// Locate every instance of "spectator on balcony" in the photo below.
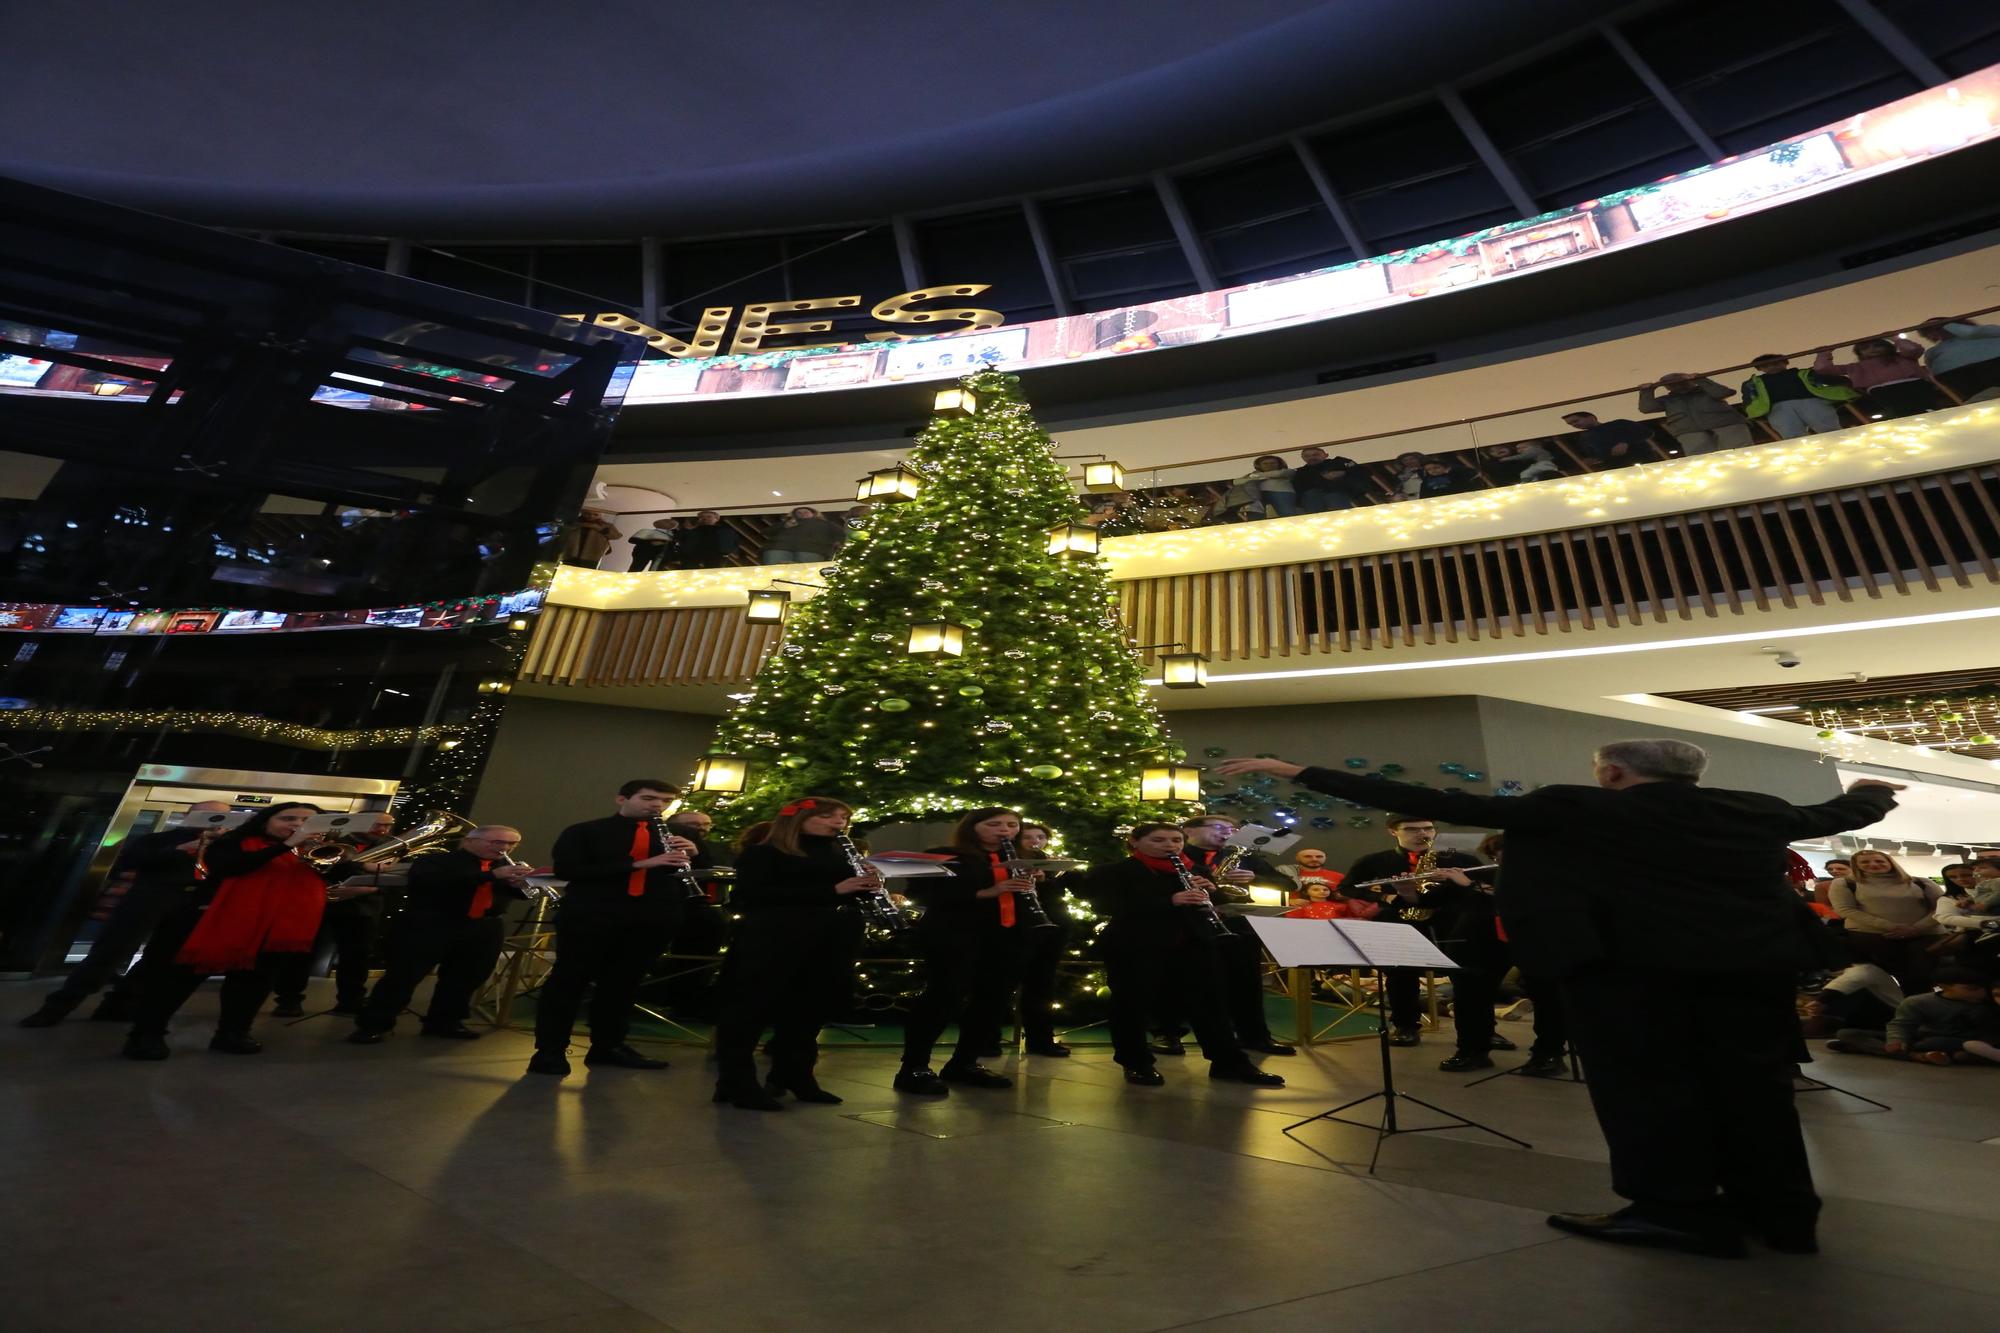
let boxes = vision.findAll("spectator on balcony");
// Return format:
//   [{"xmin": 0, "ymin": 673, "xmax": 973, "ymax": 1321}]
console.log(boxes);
[
  {"xmin": 1481, "ymin": 441, "xmax": 1561, "ymax": 486},
  {"xmin": 674, "ymin": 510, "xmax": 739, "ymax": 568},
  {"xmin": 561, "ymin": 510, "xmax": 619, "ymax": 568},
  {"xmin": 1416, "ymin": 458, "xmax": 1480, "ymax": 498},
  {"xmin": 761, "ymin": 506, "xmax": 843, "ymax": 566},
  {"xmin": 1560, "ymin": 412, "xmax": 1653, "ymax": 470},
  {"xmin": 1389, "ymin": 451, "xmax": 1428, "ymax": 499},
  {"xmin": 1637, "ymin": 373, "xmax": 1753, "ymax": 456},
  {"xmin": 1212, "ymin": 456, "xmax": 1298, "ymax": 521},
  {"xmin": 626, "ymin": 523, "xmax": 677, "ymax": 572},
  {"xmin": 1915, "ymin": 316, "xmax": 2000, "ymax": 403},
  {"xmin": 1814, "ymin": 337, "xmax": 1939, "ymax": 421},
  {"xmin": 1740, "ymin": 354, "xmax": 1860, "ymax": 438},
  {"xmin": 1291, "ymin": 447, "xmax": 1372, "ymax": 513}
]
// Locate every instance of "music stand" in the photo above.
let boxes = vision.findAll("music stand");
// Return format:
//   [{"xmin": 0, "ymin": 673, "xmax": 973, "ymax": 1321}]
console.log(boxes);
[{"xmin": 1248, "ymin": 918, "xmax": 1532, "ymax": 1173}]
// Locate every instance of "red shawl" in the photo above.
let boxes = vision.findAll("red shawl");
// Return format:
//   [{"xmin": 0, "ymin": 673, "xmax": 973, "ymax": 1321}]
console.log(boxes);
[{"xmin": 176, "ymin": 838, "xmax": 327, "ymax": 972}]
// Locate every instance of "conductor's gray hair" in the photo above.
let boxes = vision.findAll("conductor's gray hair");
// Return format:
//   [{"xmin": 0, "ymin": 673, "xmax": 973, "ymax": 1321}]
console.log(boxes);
[{"xmin": 1594, "ymin": 738, "xmax": 1707, "ymax": 781}]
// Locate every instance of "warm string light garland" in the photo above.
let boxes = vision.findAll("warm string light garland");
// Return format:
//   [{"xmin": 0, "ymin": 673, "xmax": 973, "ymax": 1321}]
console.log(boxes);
[
  {"xmin": 1808, "ymin": 690, "xmax": 2000, "ymax": 764},
  {"xmin": 0, "ymin": 709, "xmax": 459, "ymax": 751}
]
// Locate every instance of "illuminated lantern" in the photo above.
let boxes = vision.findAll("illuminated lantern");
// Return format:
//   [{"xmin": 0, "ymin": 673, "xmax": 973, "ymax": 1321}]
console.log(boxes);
[
  {"xmin": 906, "ymin": 621, "xmax": 966, "ymax": 656},
  {"xmin": 746, "ymin": 588, "xmax": 792, "ymax": 622},
  {"xmin": 1083, "ymin": 460, "xmax": 1126, "ymax": 493},
  {"xmin": 1160, "ymin": 651, "xmax": 1208, "ymax": 690},
  {"xmin": 933, "ymin": 386, "xmax": 979, "ymax": 416},
  {"xmin": 856, "ymin": 464, "xmax": 922, "ymax": 503},
  {"xmin": 690, "ymin": 754, "xmax": 748, "ymax": 794},
  {"xmin": 1046, "ymin": 523, "xmax": 1100, "ymax": 559},
  {"xmin": 1141, "ymin": 764, "xmax": 1201, "ymax": 804}
]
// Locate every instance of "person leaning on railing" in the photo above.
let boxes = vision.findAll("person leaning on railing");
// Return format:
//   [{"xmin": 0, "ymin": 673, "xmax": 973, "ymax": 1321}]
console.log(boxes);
[
  {"xmin": 1814, "ymin": 336, "xmax": 1943, "ymax": 421},
  {"xmin": 1636, "ymin": 373, "xmax": 1753, "ymax": 456},
  {"xmin": 1739, "ymin": 354, "xmax": 1860, "ymax": 439},
  {"xmin": 1211, "ymin": 455, "xmax": 1298, "ymax": 521},
  {"xmin": 1915, "ymin": 315, "xmax": 2000, "ymax": 403}
]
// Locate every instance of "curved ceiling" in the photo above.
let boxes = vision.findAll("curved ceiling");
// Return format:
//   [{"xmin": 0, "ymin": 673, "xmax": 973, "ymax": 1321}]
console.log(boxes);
[{"xmin": 5, "ymin": 0, "xmax": 1612, "ymax": 237}]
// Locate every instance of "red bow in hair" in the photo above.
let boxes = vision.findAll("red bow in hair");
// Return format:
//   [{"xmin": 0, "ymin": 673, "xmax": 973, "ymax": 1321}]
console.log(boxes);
[{"xmin": 779, "ymin": 798, "xmax": 819, "ymax": 817}]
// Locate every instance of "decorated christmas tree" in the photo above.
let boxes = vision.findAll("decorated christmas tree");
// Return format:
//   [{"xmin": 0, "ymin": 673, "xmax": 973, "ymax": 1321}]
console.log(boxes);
[{"xmin": 692, "ymin": 369, "xmax": 1177, "ymax": 849}]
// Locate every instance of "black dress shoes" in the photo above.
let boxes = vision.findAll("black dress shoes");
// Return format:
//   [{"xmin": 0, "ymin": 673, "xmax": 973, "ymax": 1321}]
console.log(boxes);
[
  {"xmin": 269, "ymin": 1002, "xmax": 306, "ymax": 1019},
  {"xmin": 347, "ymin": 1029, "xmax": 388, "ymax": 1045},
  {"xmin": 209, "ymin": 1032, "xmax": 264, "ymax": 1055},
  {"xmin": 1547, "ymin": 1209, "xmax": 1748, "ymax": 1259},
  {"xmin": 420, "ymin": 1024, "xmax": 483, "ymax": 1040},
  {"xmin": 767, "ymin": 1077, "xmax": 843, "ymax": 1105},
  {"xmin": 1520, "ymin": 1052, "xmax": 1569, "ymax": 1078},
  {"xmin": 1387, "ymin": 1028, "xmax": 1422, "ymax": 1047},
  {"xmin": 1210, "ymin": 1063, "xmax": 1286, "ymax": 1087},
  {"xmin": 1487, "ymin": 1033, "xmax": 1518, "ymax": 1051},
  {"xmin": 18, "ymin": 999, "xmax": 78, "ymax": 1029},
  {"xmin": 714, "ymin": 1084, "xmax": 785, "ymax": 1111},
  {"xmin": 939, "ymin": 1062, "xmax": 1013, "ymax": 1089},
  {"xmin": 1149, "ymin": 1035, "xmax": 1187, "ymax": 1056},
  {"xmin": 330, "ymin": 1002, "xmax": 363, "ymax": 1017},
  {"xmin": 894, "ymin": 1067, "xmax": 950, "ymax": 1097},
  {"xmin": 526, "ymin": 1050, "xmax": 571, "ymax": 1076},
  {"xmin": 1025, "ymin": 1040, "xmax": 1072, "ymax": 1058},
  {"xmin": 122, "ymin": 1035, "xmax": 171, "ymax": 1061},
  {"xmin": 1122, "ymin": 1066, "xmax": 1166, "ymax": 1086},
  {"xmin": 89, "ymin": 995, "xmax": 136, "ymax": 1022},
  {"xmin": 1439, "ymin": 1051, "xmax": 1494, "ymax": 1072},
  {"xmin": 585, "ymin": 1044, "xmax": 668, "ymax": 1070},
  {"xmin": 1242, "ymin": 1038, "xmax": 1297, "ymax": 1056}
]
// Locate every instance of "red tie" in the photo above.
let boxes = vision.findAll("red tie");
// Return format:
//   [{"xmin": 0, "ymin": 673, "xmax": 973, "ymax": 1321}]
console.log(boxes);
[
  {"xmin": 992, "ymin": 852, "xmax": 1015, "ymax": 928},
  {"xmin": 627, "ymin": 822, "xmax": 652, "ymax": 896},
  {"xmin": 468, "ymin": 859, "xmax": 494, "ymax": 919}
]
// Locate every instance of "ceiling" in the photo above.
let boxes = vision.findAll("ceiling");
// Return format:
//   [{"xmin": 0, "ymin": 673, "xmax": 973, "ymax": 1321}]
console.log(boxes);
[
  {"xmin": 3, "ymin": 0, "xmax": 1611, "ymax": 235},
  {"xmin": 1667, "ymin": 667, "xmax": 2000, "ymax": 762}
]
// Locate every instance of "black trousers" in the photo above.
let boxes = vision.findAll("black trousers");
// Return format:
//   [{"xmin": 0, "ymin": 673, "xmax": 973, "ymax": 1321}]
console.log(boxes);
[
  {"xmin": 127, "ymin": 901, "xmax": 293, "ymax": 1039},
  {"xmin": 713, "ymin": 915, "xmax": 855, "ymax": 1090},
  {"xmin": 1862, "ymin": 379, "xmax": 1944, "ymax": 419},
  {"xmin": 1519, "ymin": 971, "xmax": 1569, "ymax": 1059},
  {"xmin": 1214, "ymin": 917, "xmax": 1277, "ymax": 1043},
  {"xmin": 1438, "ymin": 931, "xmax": 1510, "ymax": 1055},
  {"xmin": 1562, "ymin": 967, "xmax": 1818, "ymax": 1230},
  {"xmin": 1107, "ymin": 926, "xmax": 1238, "ymax": 1071},
  {"xmin": 533, "ymin": 918, "xmax": 671, "ymax": 1052},
  {"xmin": 356, "ymin": 913, "xmax": 506, "ymax": 1033},
  {"xmin": 271, "ymin": 903, "xmax": 381, "ymax": 1009},
  {"xmin": 901, "ymin": 919, "xmax": 1025, "ymax": 1070},
  {"xmin": 1017, "ymin": 917, "xmax": 1069, "ymax": 1046},
  {"xmin": 51, "ymin": 882, "xmax": 193, "ymax": 1005}
]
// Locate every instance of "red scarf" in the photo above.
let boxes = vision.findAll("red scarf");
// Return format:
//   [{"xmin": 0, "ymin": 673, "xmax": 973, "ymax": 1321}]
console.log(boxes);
[
  {"xmin": 469, "ymin": 859, "xmax": 494, "ymax": 919},
  {"xmin": 1133, "ymin": 853, "xmax": 1183, "ymax": 874},
  {"xmin": 989, "ymin": 851, "xmax": 1015, "ymax": 928},
  {"xmin": 627, "ymin": 820, "xmax": 652, "ymax": 896},
  {"xmin": 176, "ymin": 838, "xmax": 327, "ymax": 972}
]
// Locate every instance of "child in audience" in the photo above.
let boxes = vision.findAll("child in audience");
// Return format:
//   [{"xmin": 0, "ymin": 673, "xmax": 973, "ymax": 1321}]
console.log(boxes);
[{"xmin": 1827, "ymin": 967, "xmax": 2000, "ymax": 1065}]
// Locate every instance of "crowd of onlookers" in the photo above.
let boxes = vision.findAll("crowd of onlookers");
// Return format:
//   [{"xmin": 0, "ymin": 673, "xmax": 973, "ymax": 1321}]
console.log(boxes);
[{"xmin": 562, "ymin": 314, "xmax": 2000, "ymax": 566}]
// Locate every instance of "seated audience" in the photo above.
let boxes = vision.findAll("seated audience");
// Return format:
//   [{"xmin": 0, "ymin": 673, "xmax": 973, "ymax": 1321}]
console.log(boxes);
[
  {"xmin": 1291, "ymin": 447, "xmax": 1373, "ymax": 512},
  {"xmin": 1811, "ymin": 858, "xmax": 1853, "ymax": 908},
  {"xmin": 1827, "ymin": 967, "xmax": 2000, "ymax": 1065},
  {"xmin": 1280, "ymin": 847, "xmax": 1344, "ymax": 894},
  {"xmin": 1825, "ymin": 850, "xmax": 1948, "ymax": 994},
  {"xmin": 1740, "ymin": 354, "xmax": 1860, "ymax": 437},
  {"xmin": 1637, "ymin": 373, "xmax": 1753, "ymax": 456},
  {"xmin": 1814, "ymin": 337, "xmax": 1940, "ymax": 420},
  {"xmin": 1560, "ymin": 411, "xmax": 1654, "ymax": 469},
  {"xmin": 1915, "ymin": 315, "xmax": 2000, "ymax": 402},
  {"xmin": 1283, "ymin": 879, "xmax": 1378, "ymax": 919},
  {"xmin": 1481, "ymin": 440, "xmax": 1560, "ymax": 485}
]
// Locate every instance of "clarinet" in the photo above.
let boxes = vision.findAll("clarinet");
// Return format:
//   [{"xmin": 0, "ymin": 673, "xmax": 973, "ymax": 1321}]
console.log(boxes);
[
  {"xmin": 996, "ymin": 837, "xmax": 1060, "ymax": 930},
  {"xmin": 834, "ymin": 832, "xmax": 908, "ymax": 934},
  {"xmin": 1168, "ymin": 853, "xmax": 1236, "ymax": 943},
  {"xmin": 648, "ymin": 815, "xmax": 709, "ymax": 901}
]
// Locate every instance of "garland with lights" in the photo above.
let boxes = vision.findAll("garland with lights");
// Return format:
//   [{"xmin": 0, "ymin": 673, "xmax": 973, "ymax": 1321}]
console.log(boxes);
[
  {"xmin": 0, "ymin": 709, "xmax": 458, "ymax": 751},
  {"xmin": 1808, "ymin": 691, "xmax": 2000, "ymax": 763}
]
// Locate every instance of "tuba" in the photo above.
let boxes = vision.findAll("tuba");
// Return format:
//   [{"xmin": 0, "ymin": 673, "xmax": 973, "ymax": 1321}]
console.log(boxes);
[{"xmin": 301, "ymin": 808, "xmax": 478, "ymax": 869}]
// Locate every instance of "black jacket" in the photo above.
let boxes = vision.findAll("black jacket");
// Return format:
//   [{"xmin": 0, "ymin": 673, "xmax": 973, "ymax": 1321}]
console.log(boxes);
[
  {"xmin": 906, "ymin": 847, "xmax": 1011, "ymax": 931},
  {"xmin": 1090, "ymin": 857, "xmax": 1202, "ymax": 948},
  {"xmin": 1343, "ymin": 845, "xmax": 1490, "ymax": 942},
  {"xmin": 404, "ymin": 848, "xmax": 524, "ymax": 921},
  {"xmin": 550, "ymin": 814, "xmax": 695, "ymax": 928},
  {"xmin": 730, "ymin": 836, "xmax": 850, "ymax": 923},
  {"xmin": 113, "ymin": 828, "xmax": 206, "ymax": 894},
  {"xmin": 1296, "ymin": 767, "xmax": 1894, "ymax": 977}
]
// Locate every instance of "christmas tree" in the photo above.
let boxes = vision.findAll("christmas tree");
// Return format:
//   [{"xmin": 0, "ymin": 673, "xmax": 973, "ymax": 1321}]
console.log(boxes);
[{"xmin": 693, "ymin": 369, "xmax": 1178, "ymax": 850}]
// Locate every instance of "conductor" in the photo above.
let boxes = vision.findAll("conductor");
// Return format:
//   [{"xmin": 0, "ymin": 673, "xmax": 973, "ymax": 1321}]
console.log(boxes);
[{"xmin": 1218, "ymin": 738, "xmax": 1898, "ymax": 1259}]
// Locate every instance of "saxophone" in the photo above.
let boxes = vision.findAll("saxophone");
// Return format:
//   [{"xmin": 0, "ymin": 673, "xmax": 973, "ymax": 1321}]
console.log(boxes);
[
  {"xmin": 1205, "ymin": 845, "xmax": 1253, "ymax": 904},
  {"xmin": 1394, "ymin": 847, "xmax": 1439, "ymax": 922}
]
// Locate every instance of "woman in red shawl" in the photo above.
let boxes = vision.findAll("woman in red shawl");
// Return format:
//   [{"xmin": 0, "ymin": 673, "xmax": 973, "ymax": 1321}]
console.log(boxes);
[{"xmin": 124, "ymin": 802, "xmax": 351, "ymax": 1060}]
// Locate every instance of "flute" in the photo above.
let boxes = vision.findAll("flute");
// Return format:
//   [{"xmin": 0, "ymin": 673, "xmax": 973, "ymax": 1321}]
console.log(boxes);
[{"xmin": 1346, "ymin": 862, "xmax": 1498, "ymax": 891}]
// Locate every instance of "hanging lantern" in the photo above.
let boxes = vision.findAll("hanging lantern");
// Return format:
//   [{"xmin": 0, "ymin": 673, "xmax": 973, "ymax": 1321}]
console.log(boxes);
[
  {"xmin": 1141, "ymin": 764, "xmax": 1202, "ymax": 804},
  {"xmin": 906, "ymin": 621, "xmax": 966, "ymax": 656},
  {"xmin": 933, "ymin": 386, "xmax": 979, "ymax": 416},
  {"xmin": 1083, "ymin": 459, "xmax": 1127, "ymax": 493},
  {"xmin": 689, "ymin": 754, "xmax": 749, "ymax": 794},
  {"xmin": 746, "ymin": 588, "xmax": 792, "ymax": 622},
  {"xmin": 856, "ymin": 463, "xmax": 922, "ymax": 503},
  {"xmin": 1046, "ymin": 522, "xmax": 1101, "ymax": 559},
  {"xmin": 1160, "ymin": 651, "xmax": 1209, "ymax": 690}
]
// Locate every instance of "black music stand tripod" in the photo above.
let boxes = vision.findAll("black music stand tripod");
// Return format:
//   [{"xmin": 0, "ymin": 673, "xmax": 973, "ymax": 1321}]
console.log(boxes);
[{"xmin": 1249, "ymin": 918, "xmax": 1532, "ymax": 1174}]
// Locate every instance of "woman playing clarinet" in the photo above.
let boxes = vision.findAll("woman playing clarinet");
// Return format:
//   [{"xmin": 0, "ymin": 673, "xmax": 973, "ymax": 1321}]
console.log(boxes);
[
  {"xmin": 895, "ymin": 807, "xmax": 1035, "ymax": 1096},
  {"xmin": 1090, "ymin": 823, "xmax": 1285, "ymax": 1089},
  {"xmin": 123, "ymin": 802, "xmax": 357, "ymax": 1060},
  {"xmin": 711, "ymin": 797, "xmax": 879, "ymax": 1110}
]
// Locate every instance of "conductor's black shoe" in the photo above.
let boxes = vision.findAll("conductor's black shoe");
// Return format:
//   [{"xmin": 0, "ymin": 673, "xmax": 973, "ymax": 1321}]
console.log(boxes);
[
  {"xmin": 1547, "ymin": 1210, "xmax": 1747, "ymax": 1259},
  {"xmin": 18, "ymin": 997, "xmax": 79, "ymax": 1028},
  {"xmin": 122, "ymin": 1035, "xmax": 171, "ymax": 1061},
  {"xmin": 714, "ymin": 1083, "xmax": 785, "ymax": 1111},
  {"xmin": 1242, "ymin": 1038, "xmax": 1297, "ymax": 1056},
  {"xmin": 767, "ymin": 1076, "xmax": 843, "ymax": 1105},
  {"xmin": 1210, "ymin": 1063, "xmax": 1286, "ymax": 1087},
  {"xmin": 939, "ymin": 1062, "xmax": 1013, "ymax": 1089},
  {"xmin": 89, "ymin": 995, "xmax": 135, "ymax": 1022},
  {"xmin": 894, "ymin": 1067, "xmax": 950, "ymax": 1097},
  {"xmin": 208, "ymin": 1033, "xmax": 264, "ymax": 1055},
  {"xmin": 1149, "ymin": 1035, "xmax": 1187, "ymax": 1056},
  {"xmin": 1520, "ymin": 1053, "xmax": 1568, "ymax": 1078},
  {"xmin": 585, "ymin": 1044, "xmax": 668, "ymax": 1070},
  {"xmin": 1388, "ymin": 1028, "xmax": 1422, "ymax": 1047},
  {"xmin": 1025, "ymin": 1040, "xmax": 1072, "ymax": 1058},
  {"xmin": 1439, "ymin": 1051, "xmax": 1494, "ymax": 1072},
  {"xmin": 1122, "ymin": 1066, "xmax": 1166, "ymax": 1086},
  {"xmin": 347, "ymin": 1029, "xmax": 387, "ymax": 1045},
  {"xmin": 420, "ymin": 1024, "xmax": 482, "ymax": 1040},
  {"xmin": 526, "ymin": 1050, "xmax": 571, "ymax": 1077},
  {"xmin": 269, "ymin": 1002, "xmax": 306, "ymax": 1019},
  {"xmin": 1487, "ymin": 1033, "xmax": 1518, "ymax": 1051},
  {"xmin": 330, "ymin": 1002, "xmax": 363, "ymax": 1016}
]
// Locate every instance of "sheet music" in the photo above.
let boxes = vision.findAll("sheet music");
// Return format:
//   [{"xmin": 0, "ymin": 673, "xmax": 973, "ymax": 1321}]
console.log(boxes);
[
  {"xmin": 1328, "ymin": 919, "xmax": 1461, "ymax": 969},
  {"xmin": 1244, "ymin": 917, "xmax": 1461, "ymax": 969}
]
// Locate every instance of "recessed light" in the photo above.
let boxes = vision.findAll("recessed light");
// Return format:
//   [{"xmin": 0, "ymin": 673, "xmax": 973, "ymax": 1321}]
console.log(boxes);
[{"xmin": 1737, "ymin": 705, "xmax": 1801, "ymax": 715}]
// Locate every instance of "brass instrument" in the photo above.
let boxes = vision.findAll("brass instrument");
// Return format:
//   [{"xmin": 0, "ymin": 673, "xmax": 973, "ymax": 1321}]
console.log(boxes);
[
  {"xmin": 1350, "ymin": 851, "xmax": 1500, "ymax": 922},
  {"xmin": 1168, "ymin": 853, "xmax": 1236, "ymax": 943},
  {"xmin": 997, "ymin": 836, "xmax": 1060, "ymax": 931},
  {"xmin": 502, "ymin": 850, "xmax": 562, "ymax": 903},
  {"xmin": 834, "ymin": 832, "xmax": 909, "ymax": 935},
  {"xmin": 648, "ymin": 814, "xmax": 710, "ymax": 901},
  {"xmin": 301, "ymin": 809, "xmax": 476, "ymax": 869},
  {"xmin": 1204, "ymin": 844, "xmax": 1254, "ymax": 903}
]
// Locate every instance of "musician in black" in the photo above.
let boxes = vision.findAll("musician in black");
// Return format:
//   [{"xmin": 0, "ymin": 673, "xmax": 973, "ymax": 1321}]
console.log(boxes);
[
  {"xmin": 662, "ymin": 807, "xmax": 730, "ymax": 1021},
  {"xmin": 271, "ymin": 811, "xmax": 400, "ymax": 1017},
  {"xmin": 19, "ymin": 800, "xmax": 232, "ymax": 1028},
  {"xmin": 1091, "ymin": 824, "xmax": 1284, "ymax": 1088},
  {"xmin": 1179, "ymin": 816, "xmax": 1295, "ymax": 1056},
  {"xmin": 347, "ymin": 825, "xmax": 537, "ymax": 1044},
  {"xmin": 529, "ymin": 779, "xmax": 698, "ymax": 1078},
  {"xmin": 1015, "ymin": 822, "xmax": 1076, "ymax": 1058},
  {"xmin": 712, "ymin": 797, "xmax": 878, "ymax": 1110},
  {"xmin": 896, "ymin": 807, "xmax": 1033, "ymax": 1096},
  {"xmin": 1342, "ymin": 815, "xmax": 1490, "ymax": 1050}
]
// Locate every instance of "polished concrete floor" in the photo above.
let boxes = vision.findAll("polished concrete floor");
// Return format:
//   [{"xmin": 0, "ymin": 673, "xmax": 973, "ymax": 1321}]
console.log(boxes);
[{"xmin": 5, "ymin": 977, "xmax": 1998, "ymax": 1333}]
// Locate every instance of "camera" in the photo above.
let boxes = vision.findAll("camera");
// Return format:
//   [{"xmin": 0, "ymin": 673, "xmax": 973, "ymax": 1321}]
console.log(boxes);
[{"xmin": 1775, "ymin": 652, "xmax": 1800, "ymax": 669}]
